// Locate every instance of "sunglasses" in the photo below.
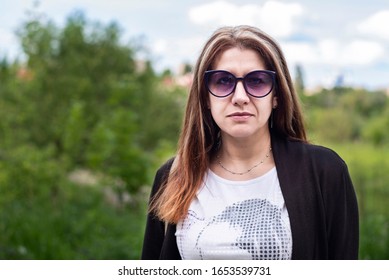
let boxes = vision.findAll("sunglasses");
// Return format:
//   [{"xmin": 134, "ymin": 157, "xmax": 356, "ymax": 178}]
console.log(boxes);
[{"xmin": 204, "ymin": 70, "xmax": 276, "ymax": 98}]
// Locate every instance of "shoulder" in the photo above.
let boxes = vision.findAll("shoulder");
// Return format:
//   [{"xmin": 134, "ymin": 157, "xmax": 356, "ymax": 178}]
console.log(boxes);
[
  {"xmin": 150, "ymin": 157, "xmax": 176, "ymax": 196},
  {"xmin": 296, "ymin": 140, "xmax": 345, "ymax": 165},
  {"xmin": 155, "ymin": 157, "xmax": 176, "ymax": 178},
  {"xmin": 298, "ymin": 142, "xmax": 352, "ymax": 186},
  {"xmin": 273, "ymin": 136, "xmax": 356, "ymax": 204},
  {"xmin": 272, "ymin": 135, "xmax": 348, "ymax": 173}
]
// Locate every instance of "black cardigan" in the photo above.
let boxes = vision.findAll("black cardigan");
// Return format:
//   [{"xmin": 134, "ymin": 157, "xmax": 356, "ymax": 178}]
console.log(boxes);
[{"xmin": 141, "ymin": 133, "xmax": 359, "ymax": 259}]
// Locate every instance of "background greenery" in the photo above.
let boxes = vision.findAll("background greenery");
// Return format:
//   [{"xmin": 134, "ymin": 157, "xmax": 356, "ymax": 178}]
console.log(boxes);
[{"xmin": 0, "ymin": 11, "xmax": 388, "ymax": 259}]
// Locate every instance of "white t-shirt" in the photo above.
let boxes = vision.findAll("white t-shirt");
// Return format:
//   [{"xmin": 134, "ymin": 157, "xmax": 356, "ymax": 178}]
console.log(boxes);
[{"xmin": 176, "ymin": 167, "xmax": 292, "ymax": 260}]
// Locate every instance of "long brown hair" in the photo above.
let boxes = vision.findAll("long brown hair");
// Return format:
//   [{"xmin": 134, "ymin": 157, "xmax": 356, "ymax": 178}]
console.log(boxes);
[{"xmin": 150, "ymin": 25, "xmax": 307, "ymax": 224}]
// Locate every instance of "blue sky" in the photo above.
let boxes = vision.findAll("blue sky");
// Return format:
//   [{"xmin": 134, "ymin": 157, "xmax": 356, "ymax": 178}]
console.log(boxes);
[{"xmin": 1, "ymin": 0, "xmax": 388, "ymax": 90}]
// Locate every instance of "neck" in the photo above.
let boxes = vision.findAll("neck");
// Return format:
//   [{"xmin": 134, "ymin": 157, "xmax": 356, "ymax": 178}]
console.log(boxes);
[
  {"xmin": 212, "ymin": 129, "xmax": 274, "ymax": 179},
  {"xmin": 219, "ymin": 130, "xmax": 271, "ymax": 161}
]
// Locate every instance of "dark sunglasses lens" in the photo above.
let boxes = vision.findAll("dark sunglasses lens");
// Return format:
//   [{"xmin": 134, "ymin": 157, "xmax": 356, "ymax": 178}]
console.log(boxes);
[
  {"xmin": 245, "ymin": 71, "xmax": 273, "ymax": 96},
  {"xmin": 208, "ymin": 72, "xmax": 235, "ymax": 96}
]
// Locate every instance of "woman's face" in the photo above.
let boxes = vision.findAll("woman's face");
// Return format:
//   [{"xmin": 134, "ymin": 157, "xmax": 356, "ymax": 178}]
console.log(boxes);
[{"xmin": 208, "ymin": 47, "xmax": 277, "ymax": 141}]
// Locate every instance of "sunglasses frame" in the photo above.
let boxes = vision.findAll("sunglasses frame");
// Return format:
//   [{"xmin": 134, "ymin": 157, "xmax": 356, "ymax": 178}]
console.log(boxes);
[{"xmin": 204, "ymin": 69, "xmax": 276, "ymax": 98}]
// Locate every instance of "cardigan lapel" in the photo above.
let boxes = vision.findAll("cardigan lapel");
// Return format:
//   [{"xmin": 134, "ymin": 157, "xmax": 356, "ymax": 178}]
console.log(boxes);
[{"xmin": 271, "ymin": 133, "xmax": 318, "ymax": 259}]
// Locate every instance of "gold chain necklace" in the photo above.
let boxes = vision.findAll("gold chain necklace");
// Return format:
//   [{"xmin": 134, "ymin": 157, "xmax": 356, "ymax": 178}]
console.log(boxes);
[{"xmin": 217, "ymin": 147, "xmax": 272, "ymax": 176}]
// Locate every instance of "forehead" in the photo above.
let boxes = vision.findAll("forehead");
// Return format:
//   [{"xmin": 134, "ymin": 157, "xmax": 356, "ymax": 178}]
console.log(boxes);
[{"xmin": 212, "ymin": 47, "xmax": 267, "ymax": 72}]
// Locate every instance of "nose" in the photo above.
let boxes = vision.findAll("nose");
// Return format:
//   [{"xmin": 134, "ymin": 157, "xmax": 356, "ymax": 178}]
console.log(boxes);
[{"xmin": 231, "ymin": 80, "xmax": 250, "ymax": 105}]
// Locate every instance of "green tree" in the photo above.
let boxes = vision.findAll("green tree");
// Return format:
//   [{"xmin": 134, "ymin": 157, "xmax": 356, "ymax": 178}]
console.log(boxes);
[
  {"xmin": 0, "ymin": 10, "xmax": 185, "ymax": 259},
  {"xmin": 294, "ymin": 64, "xmax": 305, "ymax": 97},
  {"xmin": 0, "ymin": 7, "xmax": 187, "ymax": 195},
  {"xmin": 362, "ymin": 105, "xmax": 389, "ymax": 146}
]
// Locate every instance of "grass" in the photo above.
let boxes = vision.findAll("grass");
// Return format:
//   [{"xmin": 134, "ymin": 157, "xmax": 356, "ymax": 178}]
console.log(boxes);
[{"xmin": 0, "ymin": 181, "xmax": 147, "ymax": 260}]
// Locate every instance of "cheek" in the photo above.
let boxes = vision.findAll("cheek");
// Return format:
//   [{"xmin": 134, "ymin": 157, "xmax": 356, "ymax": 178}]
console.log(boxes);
[
  {"xmin": 208, "ymin": 98, "xmax": 226, "ymax": 123},
  {"xmin": 209, "ymin": 103, "xmax": 221, "ymax": 121},
  {"xmin": 208, "ymin": 96, "xmax": 220, "ymax": 112},
  {"xmin": 259, "ymin": 94, "xmax": 276, "ymax": 113},
  {"xmin": 253, "ymin": 99, "xmax": 273, "ymax": 115}
]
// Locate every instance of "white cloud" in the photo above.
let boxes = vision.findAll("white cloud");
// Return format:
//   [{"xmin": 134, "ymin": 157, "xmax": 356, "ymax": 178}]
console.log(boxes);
[
  {"xmin": 357, "ymin": 10, "xmax": 389, "ymax": 40},
  {"xmin": 150, "ymin": 36, "xmax": 206, "ymax": 72},
  {"xmin": 188, "ymin": 0, "xmax": 304, "ymax": 38},
  {"xmin": 328, "ymin": 40, "xmax": 385, "ymax": 66},
  {"xmin": 341, "ymin": 40, "xmax": 385, "ymax": 65},
  {"xmin": 282, "ymin": 42, "xmax": 317, "ymax": 64},
  {"xmin": 283, "ymin": 39, "xmax": 385, "ymax": 67}
]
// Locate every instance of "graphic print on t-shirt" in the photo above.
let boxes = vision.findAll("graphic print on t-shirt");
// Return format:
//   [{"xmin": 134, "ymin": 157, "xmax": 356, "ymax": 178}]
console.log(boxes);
[
  {"xmin": 176, "ymin": 168, "xmax": 292, "ymax": 260},
  {"xmin": 181, "ymin": 198, "xmax": 291, "ymax": 260}
]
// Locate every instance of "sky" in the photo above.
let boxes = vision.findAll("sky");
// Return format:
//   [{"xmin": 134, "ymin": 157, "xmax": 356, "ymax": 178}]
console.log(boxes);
[{"xmin": 1, "ymin": 0, "xmax": 389, "ymax": 90}]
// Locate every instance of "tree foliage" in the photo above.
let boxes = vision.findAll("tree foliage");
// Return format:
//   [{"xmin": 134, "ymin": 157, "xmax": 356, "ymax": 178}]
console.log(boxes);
[
  {"xmin": 2, "ymin": 10, "xmax": 184, "ymax": 192},
  {"xmin": 0, "ymin": 11, "xmax": 185, "ymax": 259},
  {"xmin": 304, "ymin": 86, "xmax": 388, "ymax": 144}
]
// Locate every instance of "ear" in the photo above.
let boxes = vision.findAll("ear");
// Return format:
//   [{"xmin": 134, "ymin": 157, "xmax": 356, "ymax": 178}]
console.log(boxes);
[{"xmin": 272, "ymin": 96, "xmax": 278, "ymax": 109}]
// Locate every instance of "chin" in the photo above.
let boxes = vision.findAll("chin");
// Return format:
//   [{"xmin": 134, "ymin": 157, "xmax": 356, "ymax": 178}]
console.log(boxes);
[
  {"xmin": 222, "ymin": 125, "xmax": 268, "ymax": 139},
  {"xmin": 225, "ymin": 130, "xmax": 258, "ymax": 139}
]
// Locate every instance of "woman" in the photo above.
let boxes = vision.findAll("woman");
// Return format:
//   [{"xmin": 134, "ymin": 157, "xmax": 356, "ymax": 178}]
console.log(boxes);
[{"xmin": 141, "ymin": 25, "xmax": 359, "ymax": 260}]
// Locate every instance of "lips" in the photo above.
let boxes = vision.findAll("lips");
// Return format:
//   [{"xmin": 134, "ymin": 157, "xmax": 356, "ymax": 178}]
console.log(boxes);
[
  {"xmin": 227, "ymin": 112, "xmax": 254, "ymax": 117},
  {"xmin": 226, "ymin": 112, "xmax": 254, "ymax": 121}
]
